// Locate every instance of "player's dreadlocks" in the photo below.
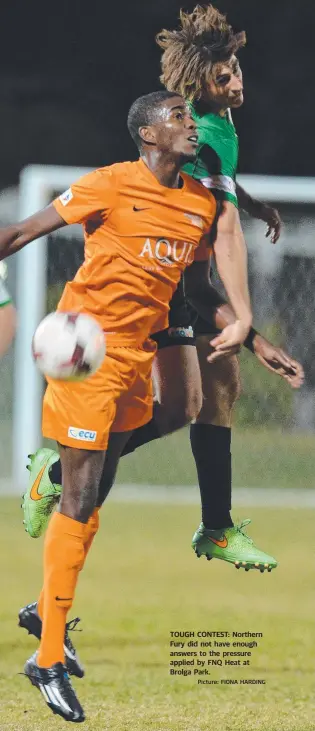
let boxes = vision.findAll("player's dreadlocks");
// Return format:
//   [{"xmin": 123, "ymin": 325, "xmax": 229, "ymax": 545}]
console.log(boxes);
[{"xmin": 156, "ymin": 5, "xmax": 246, "ymax": 102}]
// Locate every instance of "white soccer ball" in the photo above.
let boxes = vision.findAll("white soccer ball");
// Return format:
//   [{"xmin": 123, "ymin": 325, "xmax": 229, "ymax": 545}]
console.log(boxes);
[{"xmin": 32, "ymin": 312, "xmax": 106, "ymax": 381}]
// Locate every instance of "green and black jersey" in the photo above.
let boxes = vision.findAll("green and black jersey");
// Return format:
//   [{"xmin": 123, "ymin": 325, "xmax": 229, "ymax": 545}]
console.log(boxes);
[
  {"xmin": 164, "ymin": 105, "xmax": 239, "ymax": 335},
  {"xmin": 184, "ymin": 106, "xmax": 239, "ymax": 208}
]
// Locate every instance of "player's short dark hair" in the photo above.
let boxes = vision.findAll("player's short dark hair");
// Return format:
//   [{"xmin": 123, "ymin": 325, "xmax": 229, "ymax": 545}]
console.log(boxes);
[
  {"xmin": 156, "ymin": 4, "xmax": 246, "ymax": 102},
  {"xmin": 127, "ymin": 90, "xmax": 180, "ymax": 150}
]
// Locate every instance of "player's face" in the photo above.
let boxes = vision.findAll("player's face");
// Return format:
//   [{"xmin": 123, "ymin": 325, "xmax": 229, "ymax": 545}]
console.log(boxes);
[
  {"xmin": 144, "ymin": 97, "xmax": 198, "ymax": 161},
  {"xmin": 204, "ymin": 56, "xmax": 244, "ymax": 109}
]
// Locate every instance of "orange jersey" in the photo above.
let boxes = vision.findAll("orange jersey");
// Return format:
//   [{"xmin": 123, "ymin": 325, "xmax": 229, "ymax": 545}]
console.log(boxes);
[{"xmin": 53, "ymin": 158, "xmax": 216, "ymax": 346}]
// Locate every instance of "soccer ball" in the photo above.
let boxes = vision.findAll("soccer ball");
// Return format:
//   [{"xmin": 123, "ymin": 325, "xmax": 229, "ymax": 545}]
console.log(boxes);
[{"xmin": 32, "ymin": 312, "xmax": 106, "ymax": 381}]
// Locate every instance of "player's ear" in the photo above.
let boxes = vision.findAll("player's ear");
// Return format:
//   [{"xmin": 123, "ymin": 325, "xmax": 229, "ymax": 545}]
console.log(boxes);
[{"xmin": 139, "ymin": 125, "xmax": 156, "ymax": 146}]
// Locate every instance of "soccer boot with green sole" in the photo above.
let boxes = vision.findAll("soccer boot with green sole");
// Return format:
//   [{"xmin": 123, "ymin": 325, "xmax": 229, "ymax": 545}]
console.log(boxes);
[
  {"xmin": 24, "ymin": 652, "xmax": 85, "ymax": 723},
  {"xmin": 22, "ymin": 448, "xmax": 62, "ymax": 538},
  {"xmin": 18, "ymin": 601, "xmax": 84, "ymax": 678},
  {"xmin": 192, "ymin": 520, "xmax": 277, "ymax": 572}
]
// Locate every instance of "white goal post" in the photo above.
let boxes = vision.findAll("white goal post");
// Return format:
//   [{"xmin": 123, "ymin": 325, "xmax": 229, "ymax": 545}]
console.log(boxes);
[{"xmin": 12, "ymin": 164, "xmax": 315, "ymax": 493}]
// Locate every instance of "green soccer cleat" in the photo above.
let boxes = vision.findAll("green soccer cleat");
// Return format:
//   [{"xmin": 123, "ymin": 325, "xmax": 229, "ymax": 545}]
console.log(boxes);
[
  {"xmin": 22, "ymin": 448, "xmax": 62, "ymax": 538},
  {"xmin": 192, "ymin": 519, "xmax": 277, "ymax": 573}
]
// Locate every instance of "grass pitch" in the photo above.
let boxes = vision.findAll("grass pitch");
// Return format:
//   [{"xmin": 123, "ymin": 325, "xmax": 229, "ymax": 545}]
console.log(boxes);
[
  {"xmin": 2, "ymin": 425, "xmax": 315, "ymax": 489},
  {"xmin": 115, "ymin": 427, "xmax": 315, "ymax": 488},
  {"xmin": 0, "ymin": 498, "xmax": 314, "ymax": 731}
]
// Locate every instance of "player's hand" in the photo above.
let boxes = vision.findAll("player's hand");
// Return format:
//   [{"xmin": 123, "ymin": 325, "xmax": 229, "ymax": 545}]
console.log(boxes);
[
  {"xmin": 252, "ymin": 333, "xmax": 304, "ymax": 388},
  {"xmin": 256, "ymin": 203, "xmax": 282, "ymax": 244},
  {"xmin": 207, "ymin": 321, "xmax": 249, "ymax": 362}
]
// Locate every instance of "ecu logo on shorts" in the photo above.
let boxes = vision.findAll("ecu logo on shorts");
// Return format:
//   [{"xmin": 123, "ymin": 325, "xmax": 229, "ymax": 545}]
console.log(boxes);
[{"xmin": 68, "ymin": 427, "xmax": 97, "ymax": 442}]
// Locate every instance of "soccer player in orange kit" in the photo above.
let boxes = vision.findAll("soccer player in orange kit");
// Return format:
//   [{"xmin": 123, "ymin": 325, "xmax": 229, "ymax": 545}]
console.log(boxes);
[{"xmin": 0, "ymin": 91, "xmax": 253, "ymax": 722}]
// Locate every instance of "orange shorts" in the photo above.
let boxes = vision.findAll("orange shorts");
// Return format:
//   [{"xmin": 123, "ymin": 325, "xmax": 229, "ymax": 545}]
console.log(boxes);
[{"xmin": 42, "ymin": 340, "xmax": 156, "ymax": 451}]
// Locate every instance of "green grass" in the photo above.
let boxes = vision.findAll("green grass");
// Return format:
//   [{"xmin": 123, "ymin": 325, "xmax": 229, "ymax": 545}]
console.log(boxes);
[
  {"xmin": 0, "ymin": 499, "xmax": 314, "ymax": 730},
  {"xmin": 2, "ymin": 418, "xmax": 315, "ymax": 488},
  {"xmin": 116, "ymin": 426, "xmax": 315, "ymax": 488}
]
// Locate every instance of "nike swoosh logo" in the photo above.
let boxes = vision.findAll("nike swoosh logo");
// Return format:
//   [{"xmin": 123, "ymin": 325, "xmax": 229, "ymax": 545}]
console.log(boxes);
[
  {"xmin": 133, "ymin": 205, "xmax": 151, "ymax": 212},
  {"xmin": 30, "ymin": 464, "xmax": 47, "ymax": 501},
  {"xmin": 55, "ymin": 596, "xmax": 72, "ymax": 602},
  {"xmin": 208, "ymin": 535, "xmax": 228, "ymax": 548}
]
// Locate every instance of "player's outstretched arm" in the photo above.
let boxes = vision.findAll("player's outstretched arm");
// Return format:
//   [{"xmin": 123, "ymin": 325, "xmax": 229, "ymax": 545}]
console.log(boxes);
[
  {"xmin": 0, "ymin": 204, "xmax": 66, "ymax": 261},
  {"xmin": 235, "ymin": 182, "xmax": 282, "ymax": 244},
  {"xmin": 245, "ymin": 332, "xmax": 304, "ymax": 389},
  {"xmin": 185, "ymin": 261, "xmax": 304, "ymax": 388},
  {"xmin": 209, "ymin": 301, "xmax": 304, "ymax": 388},
  {"xmin": 211, "ymin": 200, "xmax": 252, "ymax": 350}
]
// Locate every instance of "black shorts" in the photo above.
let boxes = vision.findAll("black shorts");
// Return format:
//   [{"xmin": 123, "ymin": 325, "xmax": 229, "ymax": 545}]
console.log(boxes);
[{"xmin": 151, "ymin": 276, "xmax": 220, "ymax": 350}]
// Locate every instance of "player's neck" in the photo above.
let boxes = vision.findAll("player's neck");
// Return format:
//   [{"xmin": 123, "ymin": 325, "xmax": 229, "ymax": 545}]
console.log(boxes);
[
  {"xmin": 195, "ymin": 99, "xmax": 228, "ymax": 118},
  {"xmin": 141, "ymin": 153, "xmax": 182, "ymax": 189}
]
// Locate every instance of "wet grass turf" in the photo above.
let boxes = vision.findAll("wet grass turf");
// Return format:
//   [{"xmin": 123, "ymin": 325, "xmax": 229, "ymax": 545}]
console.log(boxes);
[
  {"xmin": 116, "ymin": 426, "xmax": 315, "ymax": 488},
  {"xmin": 0, "ymin": 499, "xmax": 314, "ymax": 730}
]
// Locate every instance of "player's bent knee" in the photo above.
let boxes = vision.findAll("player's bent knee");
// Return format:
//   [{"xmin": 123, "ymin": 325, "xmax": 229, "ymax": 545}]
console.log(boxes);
[
  {"xmin": 197, "ymin": 355, "xmax": 241, "ymax": 425},
  {"xmin": 224, "ymin": 356, "xmax": 241, "ymax": 407},
  {"xmin": 185, "ymin": 389, "xmax": 203, "ymax": 423},
  {"xmin": 153, "ymin": 343, "xmax": 202, "ymax": 433},
  {"xmin": 58, "ymin": 445, "xmax": 105, "ymax": 521},
  {"xmin": 159, "ymin": 389, "xmax": 202, "ymax": 433},
  {"xmin": 232, "ymin": 373, "xmax": 241, "ymax": 406}
]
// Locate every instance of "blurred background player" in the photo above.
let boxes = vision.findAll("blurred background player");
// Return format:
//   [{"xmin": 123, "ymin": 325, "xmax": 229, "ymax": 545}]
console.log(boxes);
[
  {"xmin": 0, "ymin": 262, "xmax": 16, "ymax": 358},
  {"xmin": 22, "ymin": 6, "xmax": 303, "ymax": 573},
  {"xmin": 0, "ymin": 91, "xmax": 255, "ymax": 721}
]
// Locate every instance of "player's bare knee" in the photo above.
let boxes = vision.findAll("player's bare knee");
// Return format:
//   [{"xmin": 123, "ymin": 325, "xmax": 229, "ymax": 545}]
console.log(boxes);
[
  {"xmin": 153, "ymin": 344, "xmax": 202, "ymax": 433},
  {"xmin": 184, "ymin": 387, "xmax": 203, "ymax": 423},
  {"xmin": 59, "ymin": 484, "xmax": 98, "ymax": 523},
  {"xmin": 58, "ymin": 445, "xmax": 105, "ymax": 522},
  {"xmin": 196, "ymin": 354, "xmax": 241, "ymax": 425},
  {"xmin": 228, "ymin": 355, "xmax": 242, "ymax": 406},
  {"xmin": 159, "ymin": 389, "xmax": 201, "ymax": 432}
]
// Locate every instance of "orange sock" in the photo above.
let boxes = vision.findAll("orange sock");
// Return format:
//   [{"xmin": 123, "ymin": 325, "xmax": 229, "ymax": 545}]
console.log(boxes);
[
  {"xmin": 37, "ymin": 589, "xmax": 44, "ymax": 620},
  {"xmin": 37, "ymin": 512, "xmax": 86, "ymax": 668},
  {"xmin": 83, "ymin": 508, "xmax": 100, "ymax": 561},
  {"xmin": 36, "ymin": 509, "xmax": 100, "ymax": 625}
]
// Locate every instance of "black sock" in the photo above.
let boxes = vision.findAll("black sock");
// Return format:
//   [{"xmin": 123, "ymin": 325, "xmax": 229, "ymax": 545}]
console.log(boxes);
[
  {"xmin": 121, "ymin": 417, "xmax": 161, "ymax": 457},
  {"xmin": 190, "ymin": 423, "xmax": 234, "ymax": 530},
  {"xmin": 49, "ymin": 459, "xmax": 62, "ymax": 485}
]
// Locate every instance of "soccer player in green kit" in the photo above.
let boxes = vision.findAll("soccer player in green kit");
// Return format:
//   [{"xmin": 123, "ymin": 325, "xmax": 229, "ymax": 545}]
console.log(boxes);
[
  {"xmin": 20, "ymin": 6, "xmax": 303, "ymax": 575},
  {"xmin": 151, "ymin": 5, "xmax": 284, "ymax": 567}
]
